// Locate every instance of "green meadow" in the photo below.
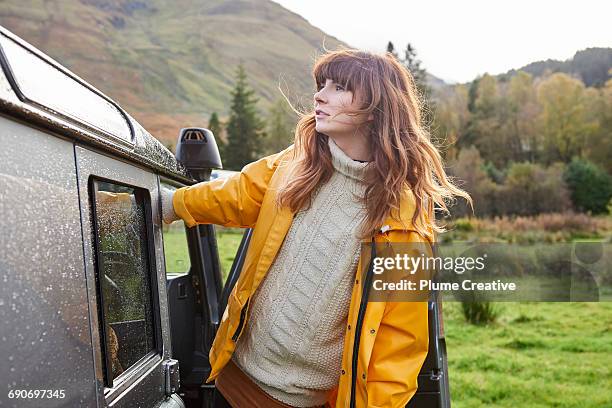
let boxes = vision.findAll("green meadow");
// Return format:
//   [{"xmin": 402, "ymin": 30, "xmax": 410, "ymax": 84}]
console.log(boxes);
[{"xmin": 443, "ymin": 301, "xmax": 611, "ymax": 407}]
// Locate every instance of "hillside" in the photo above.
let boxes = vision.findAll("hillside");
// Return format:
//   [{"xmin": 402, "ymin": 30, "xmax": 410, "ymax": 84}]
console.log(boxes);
[
  {"xmin": 0, "ymin": 0, "xmax": 347, "ymax": 142},
  {"xmin": 503, "ymin": 47, "xmax": 612, "ymax": 87}
]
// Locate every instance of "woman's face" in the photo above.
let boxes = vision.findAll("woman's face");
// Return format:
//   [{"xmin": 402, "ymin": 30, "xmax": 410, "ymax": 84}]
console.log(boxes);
[{"xmin": 314, "ymin": 78, "xmax": 372, "ymax": 138}]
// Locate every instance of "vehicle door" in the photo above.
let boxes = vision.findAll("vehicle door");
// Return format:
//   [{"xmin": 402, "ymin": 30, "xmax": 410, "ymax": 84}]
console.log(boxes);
[
  {"xmin": 163, "ymin": 178, "xmax": 225, "ymax": 408},
  {"xmin": 75, "ymin": 147, "xmax": 182, "ymax": 408}
]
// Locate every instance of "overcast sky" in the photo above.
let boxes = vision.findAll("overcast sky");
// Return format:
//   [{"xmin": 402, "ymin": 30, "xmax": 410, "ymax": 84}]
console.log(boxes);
[{"xmin": 274, "ymin": 0, "xmax": 612, "ymax": 83}]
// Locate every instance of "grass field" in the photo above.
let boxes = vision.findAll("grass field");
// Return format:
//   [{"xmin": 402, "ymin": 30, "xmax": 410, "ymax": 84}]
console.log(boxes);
[
  {"xmin": 215, "ymin": 229, "xmax": 244, "ymax": 280},
  {"xmin": 443, "ymin": 301, "xmax": 611, "ymax": 407},
  {"xmin": 162, "ymin": 224, "xmax": 243, "ymax": 278},
  {"xmin": 164, "ymin": 225, "xmax": 612, "ymax": 407}
]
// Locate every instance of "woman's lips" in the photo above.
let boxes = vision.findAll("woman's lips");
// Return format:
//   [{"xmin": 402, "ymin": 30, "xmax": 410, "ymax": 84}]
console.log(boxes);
[{"xmin": 315, "ymin": 109, "xmax": 330, "ymax": 118}]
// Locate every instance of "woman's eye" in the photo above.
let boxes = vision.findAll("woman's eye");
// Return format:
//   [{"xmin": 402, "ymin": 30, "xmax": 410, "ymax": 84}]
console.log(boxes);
[{"xmin": 316, "ymin": 82, "xmax": 344, "ymax": 91}]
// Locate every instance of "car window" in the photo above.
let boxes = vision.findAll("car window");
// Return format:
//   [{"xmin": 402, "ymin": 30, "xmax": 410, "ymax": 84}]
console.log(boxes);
[
  {"xmin": 91, "ymin": 180, "xmax": 157, "ymax": 387},
  {"xmin": 0, "ymin": 32, "xmax": 133, "ymax": 143},
  {"xmin": 161, "ymin": 184, "xmax": 191, "ymax": 274}
]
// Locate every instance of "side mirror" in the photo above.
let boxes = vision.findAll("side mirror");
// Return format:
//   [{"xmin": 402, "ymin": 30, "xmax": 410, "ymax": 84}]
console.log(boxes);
[{"xmin": 175, "ymin": 127, "xmax": 222, "ymax": 182}]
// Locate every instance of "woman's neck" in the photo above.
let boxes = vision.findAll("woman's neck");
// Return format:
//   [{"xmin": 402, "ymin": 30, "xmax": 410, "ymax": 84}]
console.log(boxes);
[{"xmin": 328, "ymin": 130, "xmax": 372, "ymax": 162}]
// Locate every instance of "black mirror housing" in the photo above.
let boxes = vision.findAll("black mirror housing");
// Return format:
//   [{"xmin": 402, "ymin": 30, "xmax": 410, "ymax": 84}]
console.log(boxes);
[{"xmin": 175, "ymin": 127, "xmax": 222, "ymax": 181}]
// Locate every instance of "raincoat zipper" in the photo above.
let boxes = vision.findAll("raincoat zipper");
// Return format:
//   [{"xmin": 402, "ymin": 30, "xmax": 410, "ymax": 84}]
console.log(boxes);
[
  {"xmin": 232, "ymin": 298, "xmax": 250, "ymax": 342},
  {"xmin": 349, "ymin": 237, "xmax": 377, "ymax": 408}
]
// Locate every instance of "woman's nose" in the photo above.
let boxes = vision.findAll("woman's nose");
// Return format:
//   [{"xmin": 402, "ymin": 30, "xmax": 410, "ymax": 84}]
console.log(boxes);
[{"xmin": 314, "ymin": 90, "xmax": 326, "ymax": 104}]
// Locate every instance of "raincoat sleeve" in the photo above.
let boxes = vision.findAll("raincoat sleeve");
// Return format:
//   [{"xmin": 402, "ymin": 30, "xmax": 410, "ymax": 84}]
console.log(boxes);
[
  {"xmin": 366, "ymin": 230, "xmax": 431, "ymax": 408},
  {"xmin": 172, "ymin": 146, "xmax": 293, "ymax": 229}
]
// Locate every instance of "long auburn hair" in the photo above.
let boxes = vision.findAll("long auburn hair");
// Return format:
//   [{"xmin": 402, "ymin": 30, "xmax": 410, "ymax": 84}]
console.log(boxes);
[{"xmin": 276, "ymin": 49, "xmax": 471, "ymax": 240}]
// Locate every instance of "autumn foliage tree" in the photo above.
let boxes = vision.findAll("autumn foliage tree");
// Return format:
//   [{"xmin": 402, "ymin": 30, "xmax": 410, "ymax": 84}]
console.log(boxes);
[{"xmin": 434, "ymin": 69, "xmax": 611, "ymax": 216}]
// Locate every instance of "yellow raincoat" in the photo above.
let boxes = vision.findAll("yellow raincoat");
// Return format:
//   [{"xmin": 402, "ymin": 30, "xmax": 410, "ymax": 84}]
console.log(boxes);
[{"xmin": 173, "ymin": 144, "xmax": 432, "ymax": 408}]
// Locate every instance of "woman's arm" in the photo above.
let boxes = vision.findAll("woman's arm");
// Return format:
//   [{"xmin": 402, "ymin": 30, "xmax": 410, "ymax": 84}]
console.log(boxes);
[{"xmin": 170, "ymin": 146, "xmax": 293, "ymax": 228}]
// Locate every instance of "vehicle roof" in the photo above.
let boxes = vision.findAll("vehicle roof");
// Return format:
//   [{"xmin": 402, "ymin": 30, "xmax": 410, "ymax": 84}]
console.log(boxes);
[{"xmin": 0, "ymin": 25, "xmax": 193, "ymax": 184}]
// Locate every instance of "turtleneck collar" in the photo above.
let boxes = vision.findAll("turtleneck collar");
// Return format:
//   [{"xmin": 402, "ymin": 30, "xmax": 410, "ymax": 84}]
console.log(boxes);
[{"xmin": 327, "ymin": 137, "xmax": 369, "ymax": 181}]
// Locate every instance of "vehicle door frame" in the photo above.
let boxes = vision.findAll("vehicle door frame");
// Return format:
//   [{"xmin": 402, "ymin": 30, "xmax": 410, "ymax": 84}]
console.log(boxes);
[{"xmin": 75, "ymin": 145, "xmax": 174, "ymax": 408}]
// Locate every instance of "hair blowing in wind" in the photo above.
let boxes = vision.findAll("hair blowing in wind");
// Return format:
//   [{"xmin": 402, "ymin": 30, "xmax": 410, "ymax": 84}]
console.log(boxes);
[{"xmin": 276, "ymin": 49, "xmax": 472, "ymax": 240}]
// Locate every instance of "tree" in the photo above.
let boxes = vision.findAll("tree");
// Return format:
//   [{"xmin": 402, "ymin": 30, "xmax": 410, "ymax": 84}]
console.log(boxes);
[
  {"xmin": 500, "ymin": 162, "xmax": 571, "ymax": 215},
  {"xmin": 386, "ymin": 41, "xmax": 399, "ymax": 59},
  {"xmin": 564, "ymin": 158, "xmax": 612, "ymax": 214},
  {"xmin": 583, "ymin": 78, "xmax": 612, "ymax": 173},
  {"xmin": 507, "ymin": 71, "xmax": 541, "ymax": 162},
  {"xmin": 261, "ymin": 98, "xmax": 295, "ymax": 156},
  {"xmin": 389, "ymin": 42, "xmax": 435, "ymax": 128},
  {"xmin": 467, "ymin": 76, "xmax": 481, "ymax": 113},
  {"xmin": 402, "ymin": 43, "xmax": 429, "ymax": 96},
  {"xmin": 473, "ymin": 74, "xmax": 498, "ymax": 116},
  {"xmin": 536, "ymin": 73, "xmax": 592, "ymax": 163},
  {"xmin": 465, "ymin": 74, "xmax": 508, "ymax": 167},
  {"xmin": 385, "ymin": 41, "xmax": 429, "ymax": 97},
  {"xmin": 208, "ymin": 112, "xmax": 222, "ymax": 139},
  {"xmin": 430, "ymin": 84, "xmax": 470, "ymax": 161},
  {"xmin": 449, "ymin": 147, "xmax": 497, "ymax": 217},
  {"xmin": 207, "ymin": 112, "xmax": 224, "ymax": 158},
  {"xmin": 224, "ymin": 64, "xmax": 264, "ymax": 170}
]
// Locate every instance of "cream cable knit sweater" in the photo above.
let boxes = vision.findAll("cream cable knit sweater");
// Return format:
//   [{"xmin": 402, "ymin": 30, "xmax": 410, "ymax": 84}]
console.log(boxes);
[{"xmin": 232, "ymin": 137, "xmax": 370, "ymax": 407}]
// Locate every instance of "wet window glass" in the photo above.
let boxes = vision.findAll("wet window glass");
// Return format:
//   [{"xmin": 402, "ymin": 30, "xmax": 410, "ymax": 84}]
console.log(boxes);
[
  {"xmin": 161, "ymin": 184, "xmax": 191, "ymax": 274},
  {"xmin": 91, "ymin": 181, "xmax": 156, "ymax": 386},
  {"xmin": 0, "ymin": 33, "xmax": 132, "ymax": 143}
]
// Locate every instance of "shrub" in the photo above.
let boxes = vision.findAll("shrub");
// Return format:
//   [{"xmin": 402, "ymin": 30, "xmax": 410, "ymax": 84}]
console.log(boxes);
[
  {"xmin": 498, "ymin": 162, "xmax": 571, "ymax": 215},
  {"xmin": 451, "ymin": 154, "xmax": 574, "ymax": 217},
  {"xmin": 441, "ymin": 213, "xmax": 611, "ymax": 243},
  {"xmin": 449, "ymin": 147, "xmax": 497, "ymax": 217},
  {"xmin": 564, "ymin": 158, "xmax": 612, "ymax": 214},
  {"xmin": 461, "ymin": 301, "xmax": 499, "ymax": 325},
  {"xmin": 454, "ymin": 218, "xmax": 475, "ymax": 232},
  {"xmin": 505, "ymin": 212, "xmax": 606, "ymax": 241},
  {"xmin": 483, "ymin": 161, "xmax": 505, "ymax": 183}
]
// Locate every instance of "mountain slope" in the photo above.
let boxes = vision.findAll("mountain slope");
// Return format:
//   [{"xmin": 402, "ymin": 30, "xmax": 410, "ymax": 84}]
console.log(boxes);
[
  {"xmin": 503, "ymin": 47, "xmax": 612, "ymax": 87},
  {"xmin": 0, "ymin": 0, "xmax": 346, "ymax": 142}
]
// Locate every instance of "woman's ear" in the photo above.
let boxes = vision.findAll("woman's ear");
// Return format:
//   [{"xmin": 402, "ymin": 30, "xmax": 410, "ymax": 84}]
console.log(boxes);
[{"xmin": 368, "ymin": 112, "xmax": 374, "ymax": 121}]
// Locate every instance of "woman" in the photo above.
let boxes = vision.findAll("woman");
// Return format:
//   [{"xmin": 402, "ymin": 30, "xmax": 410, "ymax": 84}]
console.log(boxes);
[{"xmin": 163, "ymin": 49, "xmax": 470, "ymax": 408}]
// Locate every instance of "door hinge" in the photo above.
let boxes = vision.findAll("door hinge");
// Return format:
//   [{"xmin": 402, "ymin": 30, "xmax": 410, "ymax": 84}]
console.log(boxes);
[{"xmin": 163, "ymin": 359, "xmax": 180, "ymax": 396}]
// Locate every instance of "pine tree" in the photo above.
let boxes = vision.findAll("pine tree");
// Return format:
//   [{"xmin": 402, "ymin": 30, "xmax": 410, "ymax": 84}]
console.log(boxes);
[
  {"xmin": 403, "ymin": 43, "xmax": 429, "ymax": 95},
  {"xmin": 208, "ymin": 112, "xmax": 222, "ymax": 138},
  {"xmin": 386, "ymin": 41, "xmax": 399, "ymax": 59},
  {"xmin": 207, "ymin": 112, "xmax": 224, "ymax": 159},
  {"xmin": 400, "ymin": 43, "xmax": 434, "ymax": 127},
  {"xmin": 262, "ymin": 98, "xmax": 295, "ymax": 155},
  {"xmin": 224, "ymin": 64, "xmax": 264, "ymax": 170}
]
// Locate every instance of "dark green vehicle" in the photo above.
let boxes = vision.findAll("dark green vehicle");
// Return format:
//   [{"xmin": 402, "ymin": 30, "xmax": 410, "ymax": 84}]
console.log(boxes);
[{"xmin": 0, "ymin": 25, "xmax": 450, "ymax": 408}]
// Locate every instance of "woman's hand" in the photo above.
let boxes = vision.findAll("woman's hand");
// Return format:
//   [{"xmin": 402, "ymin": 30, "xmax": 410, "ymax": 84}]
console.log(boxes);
[{"xmin": 161, "ymin": 186, "xmax": 179, "ymax": 224}]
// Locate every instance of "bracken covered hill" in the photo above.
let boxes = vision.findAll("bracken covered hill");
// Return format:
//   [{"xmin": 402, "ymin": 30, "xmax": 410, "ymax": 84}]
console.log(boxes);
[{"xmin": 0, "ymin": 0, "xmax": 347, "ymax": 142}]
